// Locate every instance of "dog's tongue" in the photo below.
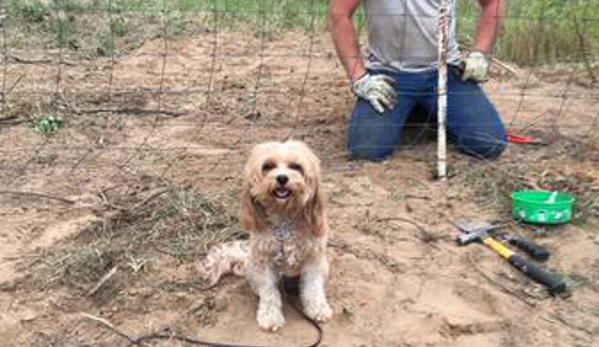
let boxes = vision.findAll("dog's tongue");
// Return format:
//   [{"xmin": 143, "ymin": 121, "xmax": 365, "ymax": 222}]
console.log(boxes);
[{"xmin": 274, "ymin": 187, "xmax": 291, "ymax": 199}]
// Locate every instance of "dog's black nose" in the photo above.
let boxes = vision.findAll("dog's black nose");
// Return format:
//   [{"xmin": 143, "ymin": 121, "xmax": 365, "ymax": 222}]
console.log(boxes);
[{"xmin": 276, "ymin": 174, "xmax": 289, "ymax": 185}]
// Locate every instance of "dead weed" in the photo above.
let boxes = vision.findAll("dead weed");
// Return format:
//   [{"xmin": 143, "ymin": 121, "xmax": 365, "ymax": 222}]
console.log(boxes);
[{"xmin": 18, "ymin": 186, "xmax": 244, "ymax": 296}]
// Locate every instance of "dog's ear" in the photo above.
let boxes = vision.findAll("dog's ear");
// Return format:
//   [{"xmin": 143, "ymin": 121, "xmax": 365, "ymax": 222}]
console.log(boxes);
[
  {"xmin": 240, "ymin": 144, "xmax": 270, "ymax": 232},
  {"xmin": 240, "ymin": 182, "xmax": 264, "ymax": 232},
  {"xmin": 303, "ymin": 183, "xmax": 327, "ymax": 237},
  {"xmin": 240, "ymin": 180, "xmax": 267, "ymax": 232},
  {"xmin": 300, "ymin": 143, "xmax": 327, "ymax": 237}
]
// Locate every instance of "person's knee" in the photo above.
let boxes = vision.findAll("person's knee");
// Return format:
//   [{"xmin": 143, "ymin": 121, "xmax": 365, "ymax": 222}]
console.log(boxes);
[
  {"xmin": 348, "ymin": 144, "xmax": 394, "ymax": 162},
  {"xmin": 347, "ymin": 112, "xmax": 399, "ymax": 162},
  {"xmin": 478, "ymin": 140, "xmax": 507, "ymax": 159},
  {"xmin": 455, "ymin": 133, "xmax": 507, "ymax": 159}
]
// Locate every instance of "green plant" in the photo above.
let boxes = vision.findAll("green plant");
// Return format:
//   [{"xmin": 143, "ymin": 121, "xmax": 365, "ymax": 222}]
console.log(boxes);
[
  {"xmin": 14, "ymin": 0, "xmax": 50, "ymax": 23},
  {"xmin": 110, "ymin": 15, "xmax": 128, "ymax": 37},
  {"xmin": 97, "ymin": 32, "xmax": 114, "ymax": 57},
  {"xmin": 54, "ymin": 9, "xmax": 73, "ymax": 46},
  {"xmin": 30, "ymin": 114, "xmax": 64, "ymax": 134}
]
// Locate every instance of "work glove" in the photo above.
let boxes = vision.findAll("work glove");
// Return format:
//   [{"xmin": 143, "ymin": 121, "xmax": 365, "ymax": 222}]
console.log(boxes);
[
  {"xmin": 461, "ymin": 51, "xmax": 489, "ymax": 83},
  {"xmin": 351, "ymin": 73, "xmax": 398, "ymax": 113}
]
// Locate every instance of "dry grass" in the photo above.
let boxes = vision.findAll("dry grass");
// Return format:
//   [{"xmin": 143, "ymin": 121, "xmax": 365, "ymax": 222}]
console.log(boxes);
[
  {"xmin": 455, "ymin": 137, "xmax": 599, "ymax": 226},
  {"xmin": 456, "ymin": 161, "xmax": 531, "ymax": 215},
  {"xmin": 19, "ymin": 186, "xmax": 244, "ymax": 296}
]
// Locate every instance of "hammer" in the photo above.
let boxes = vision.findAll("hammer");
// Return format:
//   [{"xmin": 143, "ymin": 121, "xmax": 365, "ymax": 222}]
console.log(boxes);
[
  {"xmin": 456, "ymin": 220, "xmax": 567, "ymax": 295},
  {"xmin": 457, "ymin": 220, "xmax": 550, "ymax": 261}
]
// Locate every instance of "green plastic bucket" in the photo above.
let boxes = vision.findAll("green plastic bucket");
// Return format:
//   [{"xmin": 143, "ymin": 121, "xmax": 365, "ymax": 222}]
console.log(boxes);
[{"xmin": 511, "ymin": 190, "xmax": 575, "ymax": 224}]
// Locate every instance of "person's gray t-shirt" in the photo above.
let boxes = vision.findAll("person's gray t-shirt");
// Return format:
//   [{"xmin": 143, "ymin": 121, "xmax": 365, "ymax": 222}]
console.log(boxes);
[{"xmin": 363, "ymin": 0, "xmax": 461, "ymax": 72}]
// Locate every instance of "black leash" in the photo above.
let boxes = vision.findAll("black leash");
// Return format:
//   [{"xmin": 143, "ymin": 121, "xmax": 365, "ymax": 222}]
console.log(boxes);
[{"xmin": 124, "ymin": 277, "xmax": 323, "ymax": 347}]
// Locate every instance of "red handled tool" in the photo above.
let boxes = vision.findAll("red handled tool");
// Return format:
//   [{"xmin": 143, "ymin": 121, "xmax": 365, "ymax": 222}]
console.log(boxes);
[{"xmin": 507, "ymin": 132, "xmax": 544, "ymax": 145}]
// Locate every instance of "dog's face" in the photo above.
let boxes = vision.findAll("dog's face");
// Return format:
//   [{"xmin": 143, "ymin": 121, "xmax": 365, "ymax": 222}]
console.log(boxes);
[
  {"xmin": 245, "ymin": 141, "xmax": 320, "ymax": 210},
  {"xmin": 240, "ymin": 141, "xmax": 325, "ymax": 235}
]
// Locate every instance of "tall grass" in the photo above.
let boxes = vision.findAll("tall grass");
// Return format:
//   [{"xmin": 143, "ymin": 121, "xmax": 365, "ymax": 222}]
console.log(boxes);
[
  {"xmin": 457, "ymin": 0, "xmax": 599, "ymax": 65},
  {"xmin": 4, "ymin": 0, "xmax": 598, "ymax": 65},
  {"xmin": 6, "ymin": 0, "xmax": 331, "ymax": 31}
]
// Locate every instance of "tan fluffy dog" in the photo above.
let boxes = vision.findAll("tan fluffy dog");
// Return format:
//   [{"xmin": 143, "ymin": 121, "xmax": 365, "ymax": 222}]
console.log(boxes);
[{"xmin": 200, "ymin": 140, "xmax": 331, "ymax": 331}]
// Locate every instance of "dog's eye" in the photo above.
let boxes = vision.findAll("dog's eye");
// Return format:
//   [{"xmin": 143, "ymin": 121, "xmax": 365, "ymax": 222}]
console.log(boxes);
[
  {"xmin": 289, "ymin": 163, "xmax": 304, "ymax": 174},
  {"xmin": 262, "ymin": 162, "xmax": 275, "ymax": 172}
]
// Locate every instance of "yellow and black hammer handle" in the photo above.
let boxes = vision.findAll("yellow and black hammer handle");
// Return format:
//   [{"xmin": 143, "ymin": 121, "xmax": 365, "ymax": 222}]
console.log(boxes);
[{"xmin": 482, "ymin": 237, "xmax": 567, "ymax": 295}]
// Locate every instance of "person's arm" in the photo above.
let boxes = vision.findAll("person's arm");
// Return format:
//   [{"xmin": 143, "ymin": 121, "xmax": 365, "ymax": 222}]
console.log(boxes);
[
  {"xmin": 328, "ymin": 0, "xmax": 365, "ymax": 82},
  {"xmin": 473, "ymin": 0, "xmax": 505, "ymax": 53},
  {"xmin": 461, "ymin": 0, "xmax": 505, "ymax": 82},
  {"xmin": 328, "ymin": 0, "xmax": 397, "ymax": 112}
]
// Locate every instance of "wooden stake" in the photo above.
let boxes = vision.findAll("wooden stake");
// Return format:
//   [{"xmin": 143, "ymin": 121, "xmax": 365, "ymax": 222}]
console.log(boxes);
[{"xmin": 437, "ymin": 0, "xmax": 450, "ymax": 181}]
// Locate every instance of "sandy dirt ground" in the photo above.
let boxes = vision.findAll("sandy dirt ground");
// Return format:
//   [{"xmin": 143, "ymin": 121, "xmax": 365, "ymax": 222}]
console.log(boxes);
[{"xmin": 1, "ymin": 31, "xmax": 599, "ymax": 347}]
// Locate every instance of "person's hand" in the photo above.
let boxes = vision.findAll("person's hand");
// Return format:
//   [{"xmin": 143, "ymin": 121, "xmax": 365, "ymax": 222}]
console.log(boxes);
[
  {"xmin": 461, "ymin": 51, "xmax": 489, "ymax": 83},
  {"xmin": 351, "ymin": 73, "xmax": 397, "ymax": 113}
]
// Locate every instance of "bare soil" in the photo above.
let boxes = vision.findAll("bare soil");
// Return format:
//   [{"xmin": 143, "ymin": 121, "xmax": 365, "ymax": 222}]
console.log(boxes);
[{"xmin": 1, "ymin": 31, "xmax": 599, "ymax": 347}]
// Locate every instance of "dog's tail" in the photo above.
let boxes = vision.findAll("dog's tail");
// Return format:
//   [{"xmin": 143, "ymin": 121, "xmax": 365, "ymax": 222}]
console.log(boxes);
[{"xmin": 198, "ymin": 240, "xmax": 250, "ymax": 287}]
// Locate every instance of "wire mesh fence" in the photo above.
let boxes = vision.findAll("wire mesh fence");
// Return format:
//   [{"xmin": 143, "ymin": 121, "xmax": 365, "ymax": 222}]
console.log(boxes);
[
  {"xmin": 1, "ymin": 1, "xmax": 599, "ymax": 346},
  {"xmin": 0, "ymin": 0, "xmax": 599, "ymax": 191}
]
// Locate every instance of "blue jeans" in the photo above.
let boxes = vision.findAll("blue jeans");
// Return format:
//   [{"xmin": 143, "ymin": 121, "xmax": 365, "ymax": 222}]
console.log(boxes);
[{"xmin": 348, "ymin": 66, "xmax": 507, "ymax": 161}]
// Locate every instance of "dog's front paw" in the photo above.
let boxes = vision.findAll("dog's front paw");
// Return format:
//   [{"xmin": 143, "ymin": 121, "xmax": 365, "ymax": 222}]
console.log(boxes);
[
  {"xmin": 304, "ymin": 301, "xmax": 332, "ymax": 323},
  {"xmin": 257, "ymin": 305, "xmax": 285, "ymax": 332}
]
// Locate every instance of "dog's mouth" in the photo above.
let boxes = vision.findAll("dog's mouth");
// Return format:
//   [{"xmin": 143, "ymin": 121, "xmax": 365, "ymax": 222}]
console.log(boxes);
[{"xmin": 273, "ymin": 186, "xmax": 292, "ymax": 200}]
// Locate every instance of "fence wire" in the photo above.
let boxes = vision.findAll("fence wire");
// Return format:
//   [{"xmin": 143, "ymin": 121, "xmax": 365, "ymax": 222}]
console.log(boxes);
[{"xmin": 0, "ymin": 0, "xmax": 598, "ymax": 188}]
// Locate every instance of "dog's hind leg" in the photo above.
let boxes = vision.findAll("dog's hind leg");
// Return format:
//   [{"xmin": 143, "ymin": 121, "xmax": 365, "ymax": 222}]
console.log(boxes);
[
  {"xmin": 247, "ymin": 260, "xmax": 285, "ymax": 331},
  {"xmin": 198, "ymin": 240, "xmax": 249, "ymax": 286},
  {"xmin": 300, "ymin": 254, "xmax": 332, "ymax": 323}
]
